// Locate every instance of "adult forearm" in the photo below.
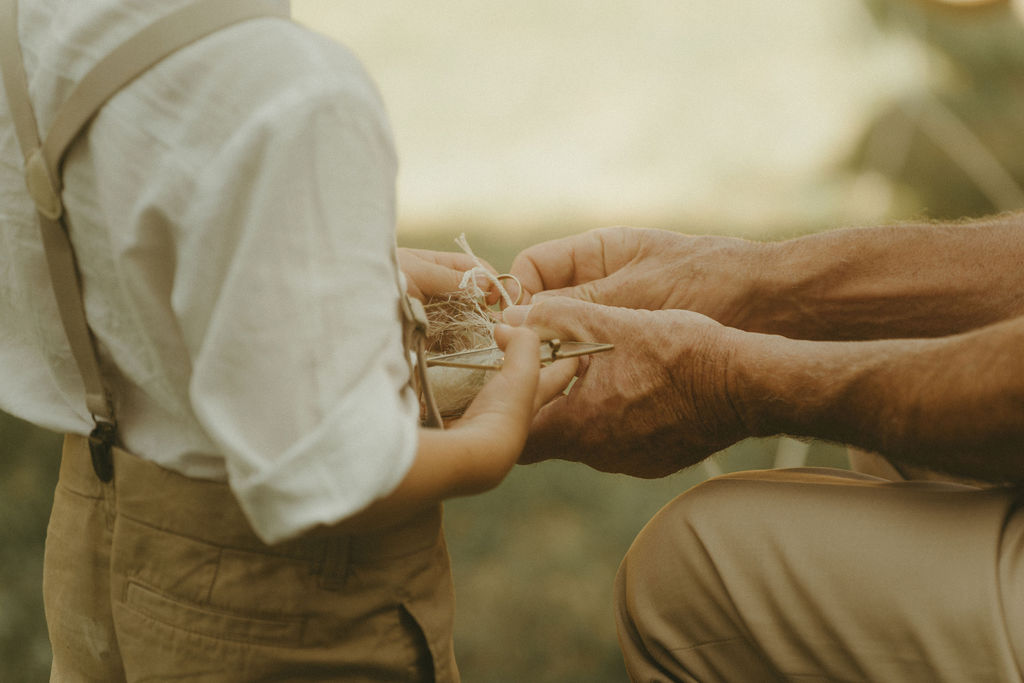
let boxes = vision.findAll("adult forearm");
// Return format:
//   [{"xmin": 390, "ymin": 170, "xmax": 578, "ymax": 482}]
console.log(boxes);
[
  {"xmin": 746, "ymin": 213, "xmax": 1024, "ymax": 340},
  {"xmin": 730, "ymin": 315, "xmax": 1024, "ymax": 482}
]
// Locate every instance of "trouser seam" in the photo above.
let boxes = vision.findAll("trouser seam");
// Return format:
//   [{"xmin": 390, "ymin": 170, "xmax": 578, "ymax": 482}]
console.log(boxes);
[
  {"xmin": 102, "ymin": 479, "xmax": 117, "ymax": 531},
  {"xmin": 206, "ymin": 548, "xmax": 223, "ymax": 603}
]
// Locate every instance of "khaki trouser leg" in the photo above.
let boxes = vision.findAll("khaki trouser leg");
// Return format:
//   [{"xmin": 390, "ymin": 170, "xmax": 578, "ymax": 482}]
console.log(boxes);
[
  {"xmin": 44, "ymin": 438, "xmax": 126, "ymax": 682},
  {"xmin": 615, "ymin": 467, "xmax": 1024, "ymax": 682},
  {"xmin": 45, "ymin": 435, "xmax": 458, "ymax": 682}
]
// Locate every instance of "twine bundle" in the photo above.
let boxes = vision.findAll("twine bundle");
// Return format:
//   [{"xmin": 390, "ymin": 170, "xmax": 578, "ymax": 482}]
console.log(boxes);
[{"xmin": 421, "ymin": 235, "xmax": 519, "ymax": 418}]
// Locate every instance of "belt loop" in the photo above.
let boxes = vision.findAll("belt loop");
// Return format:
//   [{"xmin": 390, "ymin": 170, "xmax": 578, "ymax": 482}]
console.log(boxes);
[{"xmin": 319, "ymin": 537, "xmax": 350, "ymax": 591}]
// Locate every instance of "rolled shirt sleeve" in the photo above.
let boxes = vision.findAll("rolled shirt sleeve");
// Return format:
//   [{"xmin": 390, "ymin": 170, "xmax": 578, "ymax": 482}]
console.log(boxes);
[{"xmin": 174, "ymin": 53, "xmax": 419, "ymax": 544}]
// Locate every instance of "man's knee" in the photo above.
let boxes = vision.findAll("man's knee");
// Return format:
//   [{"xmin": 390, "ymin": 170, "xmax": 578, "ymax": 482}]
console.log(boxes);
[
  {"xmin": 617, "ymin": 473, "xmax": 770, "ymax": 592},
  {"xmin": 616, "ymin": 468, "xmax": 861, "ymax": 613},
  {"xmin": 614, "ymin": 483, "xmax": 713, "ymax": 644},
  {"xmin": 614, "ymin": 474, "xmax": 785, "ymax": 681}
]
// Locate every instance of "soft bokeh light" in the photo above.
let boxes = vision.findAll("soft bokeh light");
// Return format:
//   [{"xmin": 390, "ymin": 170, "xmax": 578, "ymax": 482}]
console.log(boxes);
[{"xmin": 292, "ymin": 0, "xmax": 933, "ymax": 235}]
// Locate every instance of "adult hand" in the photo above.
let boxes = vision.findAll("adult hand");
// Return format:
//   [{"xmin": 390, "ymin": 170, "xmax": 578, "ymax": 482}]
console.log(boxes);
[
  {"xmin": 509, "ymin": 227, "xmax": 767, "ymax": 327},
  {"xmin": 503, "ymin": 297, "xmax": 748, "ymax": 478},
  {"xmin": 398, "ymin": 247, "xmax": 501, "ymax": 304}
]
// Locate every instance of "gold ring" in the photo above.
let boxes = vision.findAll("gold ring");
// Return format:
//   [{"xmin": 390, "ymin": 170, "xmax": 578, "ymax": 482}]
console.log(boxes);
[{"xmin": 497, "ymin": 273, "xmax": 524, "ymax": 305}]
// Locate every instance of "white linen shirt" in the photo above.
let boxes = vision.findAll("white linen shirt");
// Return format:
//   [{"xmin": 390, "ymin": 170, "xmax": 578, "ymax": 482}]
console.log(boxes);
[{"xmin": 0, "ymin": 0, "xmax": 420, "ymax": 543}]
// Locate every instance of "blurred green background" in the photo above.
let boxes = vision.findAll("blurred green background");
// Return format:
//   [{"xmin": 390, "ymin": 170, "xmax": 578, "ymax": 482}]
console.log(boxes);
[{"xmin": 4, "ymin": 1, "xmax": 1024, "ymax": 681}]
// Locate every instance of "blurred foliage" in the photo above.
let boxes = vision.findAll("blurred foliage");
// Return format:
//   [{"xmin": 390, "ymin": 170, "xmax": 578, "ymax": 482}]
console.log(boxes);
[
  {"xmin": 0, "ymin": 412, "xmax": 61, "ymax": 682},
  {"xmin": 850, "ymin": 0, "xmax": 1024, "ymax": 219},
  {"xmin": 4, "ymin": 1, "xmax": 1024, "ymax": 682}
]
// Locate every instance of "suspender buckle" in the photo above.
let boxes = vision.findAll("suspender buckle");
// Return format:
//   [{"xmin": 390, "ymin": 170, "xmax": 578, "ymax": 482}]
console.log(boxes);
[{"xmin": 88, "ymin": 420, "xmax": 116, "ymax": 483}]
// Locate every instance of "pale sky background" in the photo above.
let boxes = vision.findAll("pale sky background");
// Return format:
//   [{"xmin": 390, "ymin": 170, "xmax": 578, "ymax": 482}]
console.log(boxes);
[{"xmin": 291, "ymin": 1, "xmax": 946, "ymax": 236}]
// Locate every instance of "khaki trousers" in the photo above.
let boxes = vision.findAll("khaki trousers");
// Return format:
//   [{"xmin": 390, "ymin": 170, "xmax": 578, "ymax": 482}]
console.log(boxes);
[
  {"xmin": 615, "ymin": 467, "xmax": 1024, "ymax": 682},
  {"xmin": 44, "ymin": 435, "xmax": 458, "ymax": 682}
]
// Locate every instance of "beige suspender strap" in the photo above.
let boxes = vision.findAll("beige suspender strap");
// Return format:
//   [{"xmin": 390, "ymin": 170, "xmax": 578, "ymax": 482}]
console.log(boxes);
[
  {"xmin": 0, "ymin": 0, "xmax": 40, "ymax": 167},
  {"xmin": 41, "ymin": 0, "xmax": 291, "ymax": 201},
  {"xmin": 0, "ymin": 0, "xmax": 290, "ymax": 469},
  {"xmin": 401, "ymin": 293, "xmax": 444, "ymax": 429},
  {"xmin": 0, "ymin": 0, "xmax": 115, "ymax": 423}
]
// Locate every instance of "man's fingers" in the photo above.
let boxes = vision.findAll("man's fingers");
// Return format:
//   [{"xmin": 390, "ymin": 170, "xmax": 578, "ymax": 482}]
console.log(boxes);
[
  {"xmin": 509, "ymin": 238, "xmax": 577, "ymax": 298},
  {"xmin": 501, "ymin": 305, "xmax": 532, "ymax": 327},
  {"xmin": 503, "ymin": 297, "xmax": 607, "ymax": 343},
  {"xmin": 534, "ymin": 358, "xmax": 579, "ymax": 413},
  {"xmin": 510, "ymin": 230, "xmax": 614, "ymax": 296},
  {"xmin": 530, "ymin": 281, "xmax": 608, "ymax": 305},
  {"xmin": 510, "ymin": 227, "xmax": 642, "ymax": 301}
]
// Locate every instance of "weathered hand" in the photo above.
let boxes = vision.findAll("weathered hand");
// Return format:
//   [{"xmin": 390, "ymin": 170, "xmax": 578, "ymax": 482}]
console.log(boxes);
[
  {"xmin": 398, "ymin": 247, "xmax": 500, "ymax": 303},
  {"xmin": 509, "ymin": 227, "xmax": 766, "ymax": 327},
  {"xmin": 504, "ymin": 297, "xmax": 748, "ymax": 478}
]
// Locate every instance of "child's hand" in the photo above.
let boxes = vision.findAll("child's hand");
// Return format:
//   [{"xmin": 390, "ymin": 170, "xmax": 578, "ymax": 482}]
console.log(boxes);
[
  {"xmin": 398, "ymin": 248, "xmax": 502, "ymax": 305},
  {"xmin": 442, "ymin": 324, "xmax": 578, "ymax": 495},
  {"xmin": 323, "ymin": 324, "xmax": 576, "ymax": 534}
]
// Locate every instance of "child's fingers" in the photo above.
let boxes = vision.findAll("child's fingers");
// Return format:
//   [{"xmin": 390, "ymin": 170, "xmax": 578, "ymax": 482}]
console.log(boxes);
[
  {"xmin": 480, "ymin": 324, "xmax": 537, "ymax": 418},
  {"xmin": 398, "ymin": 248, "xmax": 509, "ymax": 305},
  {"xmin": 399, "ymin": 255, "xmax": 465, "ymax": 300},
  {"xmin": 407, "ymin": 248, "xmax": 498, "ymax": 276},
  {"xmin": 492, "ymin": 321, "xmax": 535, "ymax": 353},
  {"xmin": 494, "ymin": 326, "xmax": 577, "ymax": 417},
  {"xmin": 493, "ymin": 323, "xmax": 540, "ymax": 374}
]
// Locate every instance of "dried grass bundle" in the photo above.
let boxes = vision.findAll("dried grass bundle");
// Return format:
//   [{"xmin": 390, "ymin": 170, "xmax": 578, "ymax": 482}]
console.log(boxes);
[
  {"xmin": 424, "ymin": 290, "xmax": 496, "ymax": 418},
  {"xmin": 420, "ymin": 234, "xmax": 518, "ymax": 418}
]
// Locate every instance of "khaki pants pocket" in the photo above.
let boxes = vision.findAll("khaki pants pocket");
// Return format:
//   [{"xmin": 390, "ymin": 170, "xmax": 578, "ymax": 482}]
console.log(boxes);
[{"xmin": 124, "ymin": 581, "xmax": 306, "ymax": 646}]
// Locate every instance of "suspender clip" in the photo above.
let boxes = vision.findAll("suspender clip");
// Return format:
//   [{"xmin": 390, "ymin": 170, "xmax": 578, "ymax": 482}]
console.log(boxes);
[{"xmin": 88, "ymin": 420, "xmax": 116, "ymax": 483}]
